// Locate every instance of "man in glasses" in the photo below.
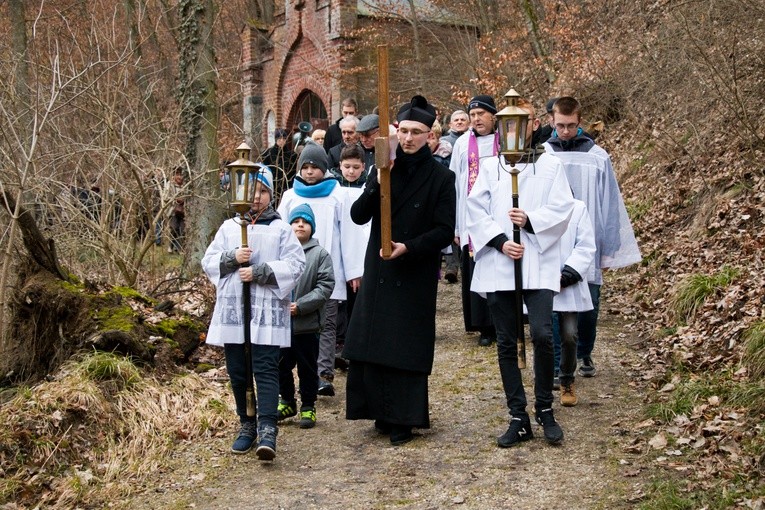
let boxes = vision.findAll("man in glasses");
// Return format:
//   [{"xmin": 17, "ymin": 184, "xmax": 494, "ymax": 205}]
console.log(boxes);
[
  {"xmin": 356, "ymin": 113, "xmax": 380, "ymax": 175},
  {"xmin": 543, "ymin": 96, "xmax": 641, "ymax": 383},
  {"xmin": 343, "ymin": 96, "xmax": 456, "ymax": 446}
]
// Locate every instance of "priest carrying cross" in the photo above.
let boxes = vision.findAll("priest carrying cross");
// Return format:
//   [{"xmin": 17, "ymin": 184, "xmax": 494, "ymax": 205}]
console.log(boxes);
[{"xmin": 342, "ymin": 95, "xmax": 456, "ymax": 446}]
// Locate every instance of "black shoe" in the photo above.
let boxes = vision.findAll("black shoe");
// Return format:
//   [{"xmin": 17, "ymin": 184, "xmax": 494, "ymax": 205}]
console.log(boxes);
[
  {"xmin": 478, "ymin": 334, "xmax": 493, "ymax": 347},
  {"xmin": 497, "ymin": 416, "xmax": 533, "ymax": 448},
  {"xmin": 444, "ymin": 271, "xmax": 458, "ymax": 284},
  {"xmin": 553, "ymin": 373, "xmax": 561, "ymax": 391},
  {"xmin": 578, "ymin": 357, "xmax": 596, "ymax": 378},
  {"xmin": 374, "ymin": 420, "xmax": 392, "ymax": 435},
  {"xmin": 317, "ymin": 376, "xmax": 335, "ymax": 396},
  {"xmin": 535, "ymin": 408, "xmax": 564, "ymax": 444},
  {"xmin": 390, "ymin": 426, "xmax": 414, "ymax": 446}
]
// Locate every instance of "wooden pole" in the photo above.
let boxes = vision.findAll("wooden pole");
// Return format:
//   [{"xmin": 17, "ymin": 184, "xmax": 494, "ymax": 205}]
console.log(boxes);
[{"xmin": 375, "ymin": 45, "xmax": 393, "ymax": 259}]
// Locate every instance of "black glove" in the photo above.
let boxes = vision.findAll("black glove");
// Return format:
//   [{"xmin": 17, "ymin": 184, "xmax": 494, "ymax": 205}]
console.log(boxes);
[
  {"xmin": 364, "ymin": 165, "xmax": 379, "ymax": 195},
  {"xmin": 560, "ymin": 265, "xmax": 582, "ymax": 288}
]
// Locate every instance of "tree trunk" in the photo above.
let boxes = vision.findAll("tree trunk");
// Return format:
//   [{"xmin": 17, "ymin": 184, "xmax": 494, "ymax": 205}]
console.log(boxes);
[
  {"xmin": 177, "ymin": 0, "xmax": 223, "ymax": 264},
  {"xmin": 517, "ymin": 0, "xmax": 556, "ymax": 85},
  {"xmin": 406, "ymin": 0, "xmax": 424, "ymax": 92}
]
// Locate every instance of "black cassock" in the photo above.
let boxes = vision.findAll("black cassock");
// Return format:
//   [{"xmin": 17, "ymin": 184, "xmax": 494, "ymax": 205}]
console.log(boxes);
[{"xmin": 343, "ymin": 145, "xmax": 455, "ymax": 428}]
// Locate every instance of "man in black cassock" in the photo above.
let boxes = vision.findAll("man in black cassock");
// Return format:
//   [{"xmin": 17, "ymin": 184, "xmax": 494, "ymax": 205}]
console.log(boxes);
[{"xmin": 342, "ymin": 95, "xmax": 456, "ymax": 446}]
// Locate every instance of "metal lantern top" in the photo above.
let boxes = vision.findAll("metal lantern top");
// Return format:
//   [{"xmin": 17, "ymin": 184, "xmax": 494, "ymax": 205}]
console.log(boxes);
[
  {"xmin": 495, "ymin": 89, "xmax": 530, "ymax": 165},
  {"xmin": 226, "ymin": 142, "xmax": 260, "ymax": 215}
]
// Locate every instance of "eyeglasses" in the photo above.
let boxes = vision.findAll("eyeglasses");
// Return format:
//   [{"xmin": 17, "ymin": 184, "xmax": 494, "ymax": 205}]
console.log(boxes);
[
  {"xmin": 554, "ymin": 123, "xmax": 579, "ymax": 132},
  {"xmin": 398, "ymin": 127, "xmax": 430, "ymax": 137}
]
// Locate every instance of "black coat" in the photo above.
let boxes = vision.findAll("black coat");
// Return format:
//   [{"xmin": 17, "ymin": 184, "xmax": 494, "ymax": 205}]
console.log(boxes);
[
  {"xmin": 343, "ymin": 145, "xmax": 456, "ymax": 374},
  {"xmin": 323, "ymin": 119, "xmax": 343, "ymax": 152}
]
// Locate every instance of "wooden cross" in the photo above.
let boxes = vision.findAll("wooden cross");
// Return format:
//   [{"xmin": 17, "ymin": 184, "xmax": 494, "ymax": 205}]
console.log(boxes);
[{"xmin": 375, "ymin": 45, "xmax": 393, "ymax": 259}]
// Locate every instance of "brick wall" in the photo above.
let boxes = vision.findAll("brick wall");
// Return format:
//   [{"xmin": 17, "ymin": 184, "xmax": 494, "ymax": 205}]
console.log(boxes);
[{"xmin": 242, "ymin": 0, "xmax": 477, "ymax": 149}]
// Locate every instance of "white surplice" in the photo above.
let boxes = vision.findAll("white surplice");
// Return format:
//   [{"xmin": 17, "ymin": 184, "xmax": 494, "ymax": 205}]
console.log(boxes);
[
  {"xmin": 467, "ymin": 153, "xmax": 575, "ymax": 296},
  {"xmin": 449, "ymin": 130, "xmax": 497, "ymax": 248},
  {"xmin": 202, "ymin": 217, "xmax": 305, "ymax": 347},
  {"xmin": 553, "ymin": 200, "xmax": 596, "ymax": 312},
  {"xmin": 543, "ymin": 143, "xmax": 642, "ymax": 284}
]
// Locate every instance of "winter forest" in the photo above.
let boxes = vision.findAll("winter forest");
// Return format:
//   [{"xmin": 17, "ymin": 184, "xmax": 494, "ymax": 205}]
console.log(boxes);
[{"xmin": 0, "ymin": 0, "xmax": 763, "ymax": 508}]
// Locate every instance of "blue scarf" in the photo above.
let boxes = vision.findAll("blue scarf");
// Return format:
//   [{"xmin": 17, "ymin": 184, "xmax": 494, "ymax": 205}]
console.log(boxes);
[{"xmin": 293, "ymin": 175, "xmax": 338, "ymax": 198}]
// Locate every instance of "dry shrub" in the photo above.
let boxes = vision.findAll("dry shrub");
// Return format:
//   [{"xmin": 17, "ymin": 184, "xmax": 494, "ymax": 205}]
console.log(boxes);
[{"xmin": 0, "ymin": 352, "xmax": 229, "ymax": 508}]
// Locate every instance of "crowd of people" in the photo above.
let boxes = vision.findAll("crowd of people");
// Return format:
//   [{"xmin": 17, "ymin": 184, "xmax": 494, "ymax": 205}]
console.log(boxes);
[{"xmin": 201, "ymin": 92, "xmax": 641, "ymax": 460}]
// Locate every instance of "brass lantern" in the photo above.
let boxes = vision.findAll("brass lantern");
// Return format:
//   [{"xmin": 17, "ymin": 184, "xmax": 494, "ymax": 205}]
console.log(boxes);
[
  {"xmin": 226, "ymin": 142, "xmax": 260, "ymax": 218},
  {"xmin": 495, "ymin": 89, "xmax": 530, "ymax": 165}
]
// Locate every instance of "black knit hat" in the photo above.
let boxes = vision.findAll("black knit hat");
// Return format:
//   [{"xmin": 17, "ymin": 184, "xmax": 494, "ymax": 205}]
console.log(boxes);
[
  {"xmin": 396, "ymin": 95, "xmax": 437, "ymax": 128},
  {"xmin": 546, "ymin": 97, "xmax": 559, "ymax": 114},
  {"xmin": 467, "ymin": 94, "xmax": 497, "ymax": 115}
]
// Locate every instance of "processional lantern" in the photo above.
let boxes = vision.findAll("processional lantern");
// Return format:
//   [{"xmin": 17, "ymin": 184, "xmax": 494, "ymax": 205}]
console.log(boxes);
[
  {"xmin": 494, "ymin": 88, "xmax": 530, "ymax": 370},
  {"xmin": 226, "ymin": 142, "xmax": 260, "ymax": 218},
  {"xmin": 495, "ymin": 88, "xmax": 530, "ymax": 165}
]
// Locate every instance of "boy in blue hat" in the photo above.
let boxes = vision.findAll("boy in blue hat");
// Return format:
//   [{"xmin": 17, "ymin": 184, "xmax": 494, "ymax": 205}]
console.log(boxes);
[
  {"xmin": 202, "ymin": 164, "xmax": 305, "ymax": 460},
  {"xmin": 277, "ymin": 203, "xmax": 335, "ymax": 428}
]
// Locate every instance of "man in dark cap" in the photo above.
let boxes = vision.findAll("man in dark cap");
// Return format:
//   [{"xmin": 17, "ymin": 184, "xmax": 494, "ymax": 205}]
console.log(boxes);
[
  {"xmin": 531, "ymin": 97, "xmax": 558, "ymax": 147},
  {"xmin": 343, "ymin": 95, "xmax": 456, "ymax": 446},
  {"xmin": 448, "ymin": 94, "xmax": 499, "ymax": 347},
  {"xmin": 356, "ymin": 113, "xmax": 380, "ymax": 174},
  {"xmin": 261, "ymin": 128, "xmax": 297, "ymax": 204}
]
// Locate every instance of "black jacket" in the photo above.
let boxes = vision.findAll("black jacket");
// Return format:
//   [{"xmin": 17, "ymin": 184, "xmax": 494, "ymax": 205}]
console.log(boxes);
[{"xmin": 343, "ymin": 145, "xmax": 456, "ymax": 374}]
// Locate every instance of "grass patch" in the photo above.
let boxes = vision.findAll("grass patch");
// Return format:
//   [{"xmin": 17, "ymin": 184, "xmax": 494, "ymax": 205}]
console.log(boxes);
[
  {"xmin": 78, "ymin": 351, "xmax": 142, "ymax": 389},
  {"xmin": 626, "ymin": 198, "xmax": 653, "ymax": 223},
  {"xmin": 743, "ymin": 320, "xmax": 765, "ymax": 380},
  {"xmin": 639, "ymin": 477, "xmax": 746, "ymax": 510},
  {"xmin": 671, "ymin": 265, "xmax": 740, "ymax": 324},
  {"xmin": 646, "ymin": 369, "xmax": 765, "ymax": 422}
]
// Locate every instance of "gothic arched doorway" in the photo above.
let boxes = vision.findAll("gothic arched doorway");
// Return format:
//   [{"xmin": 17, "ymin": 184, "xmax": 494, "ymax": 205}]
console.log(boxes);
[{"xmin": 288, "ymin": 90, "xmax": 328, "ymax": 133}]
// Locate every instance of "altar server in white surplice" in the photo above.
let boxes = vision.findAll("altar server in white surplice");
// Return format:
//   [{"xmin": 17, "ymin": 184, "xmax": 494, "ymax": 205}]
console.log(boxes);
[{"xmin": 467, "ymin": 99, "xmax": 575, "ymax": 448}]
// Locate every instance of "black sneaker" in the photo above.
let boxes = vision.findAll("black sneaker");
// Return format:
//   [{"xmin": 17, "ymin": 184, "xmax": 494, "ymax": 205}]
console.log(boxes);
[
  {"xmin": 231, "ymin": 421, "xmax": 258, "ymax": 454},
  {"xmin": 497, "ymin": 416, "xmax": 533, "ymax": 448},
  {"xmin": 255, "ymin": 424, "xmax": 278, "ymax": 461},
  {"xmin": 299, "ymin": 407, "xmax": 316, "ymax": 429},
  {"xmin": 553, "ymin": 372, "xmax": 561, "ymax": 391},
  {"xmin": 317, "ymin": 377, "xmax": 335, "ymax": 396},
  {"xmin": 535, "ymin": 408, "xmax": 564, "ymax": 444},
  {"xmin": 277, "ymin": 399, "xmax": 297, "ymax": 421},
  {"xmin": 578, "ymin": 357, "xmax": 596, "ymax": 378}
]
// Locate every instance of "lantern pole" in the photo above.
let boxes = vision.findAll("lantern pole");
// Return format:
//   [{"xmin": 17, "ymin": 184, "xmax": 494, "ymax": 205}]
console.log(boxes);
[
  {"xmin": 495, "ymin": 89, "xmax": 531, "ymax": 369},
  {"xmin": 226, "ymin": 143, "xmax": 261, "ymax": 417}
]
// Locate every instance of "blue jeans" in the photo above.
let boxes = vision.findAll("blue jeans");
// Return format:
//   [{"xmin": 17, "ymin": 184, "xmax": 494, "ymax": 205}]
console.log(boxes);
[
  {"xmin": 552, "ymin": 311, "xmax": 578, "ymax": 385},
  {"xmin": 487, "ymin": 289, "xmax": 554, "ymax": 418},
  {"xmin": 577, "ymin": 284, "xmax": 601, "ymax": 359},
  {"xmin": 224, "ymin": 343, "xmax": 281, "ymax": 427}
]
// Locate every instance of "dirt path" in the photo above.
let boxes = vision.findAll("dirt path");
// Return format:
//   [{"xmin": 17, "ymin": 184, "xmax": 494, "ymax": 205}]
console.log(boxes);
[{"xmin": 131, "ymin": 279, "xmax": 647, "ymax": 510}]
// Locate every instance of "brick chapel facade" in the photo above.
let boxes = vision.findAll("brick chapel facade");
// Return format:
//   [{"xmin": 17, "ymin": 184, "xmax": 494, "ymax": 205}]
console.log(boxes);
[{"xmin": 241, "ymin": 0, "xmax": 474, "ymax": 150}]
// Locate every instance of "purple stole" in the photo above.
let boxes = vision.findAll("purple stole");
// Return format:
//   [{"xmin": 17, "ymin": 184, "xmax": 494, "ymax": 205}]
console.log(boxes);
[{"xmin": 467, "ymin": 129, "xmax": 499, "ymax": 253}]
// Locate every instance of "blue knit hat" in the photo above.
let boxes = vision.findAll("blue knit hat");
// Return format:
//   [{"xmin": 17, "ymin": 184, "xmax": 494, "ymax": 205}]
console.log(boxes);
[
  {"xmin": 288, "ymin": 203, "xmax": 316, "ymax": 238},
  {"xmin": 254, "ymin": 164, "xmax": 273, "ymax": 195}
]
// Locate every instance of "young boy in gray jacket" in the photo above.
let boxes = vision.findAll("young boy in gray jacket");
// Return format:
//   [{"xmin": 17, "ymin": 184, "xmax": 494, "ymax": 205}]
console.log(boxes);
[{"xmin": 277, "ymin": 203, "xmax": 335, "ymax": 428}]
